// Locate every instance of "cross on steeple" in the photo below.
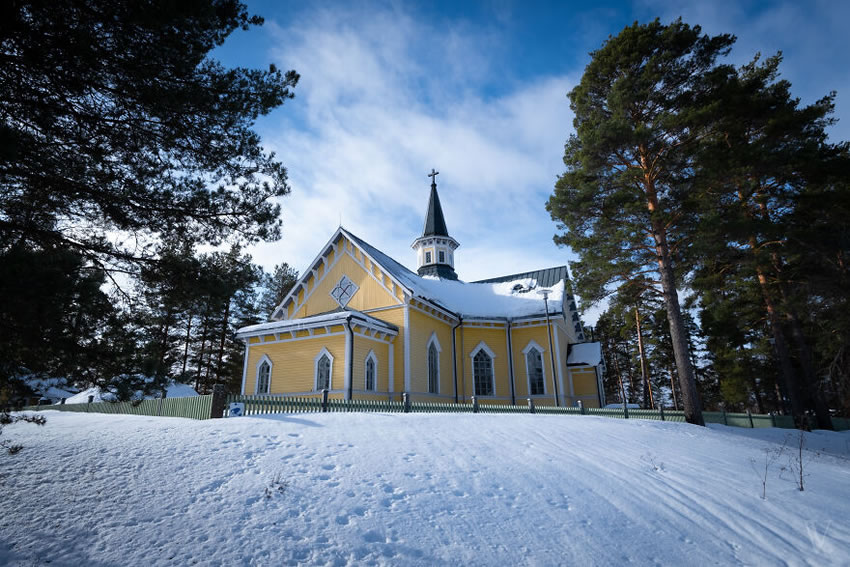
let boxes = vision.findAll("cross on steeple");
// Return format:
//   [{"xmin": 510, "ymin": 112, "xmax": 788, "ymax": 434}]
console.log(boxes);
[{"xmin": 427, "ymin": 168, "xmax": 439, "ymax": 187}]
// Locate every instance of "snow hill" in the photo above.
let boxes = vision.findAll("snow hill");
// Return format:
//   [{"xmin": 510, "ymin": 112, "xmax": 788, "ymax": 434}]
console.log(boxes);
[{"xmin": 3, "ymin": 412, "xmax": 849, "ymax": 566}]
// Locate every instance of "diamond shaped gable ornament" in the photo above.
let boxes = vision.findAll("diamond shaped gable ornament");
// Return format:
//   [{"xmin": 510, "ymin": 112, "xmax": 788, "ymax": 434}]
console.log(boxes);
[{"xmin": 330, "ymin": 275, "xmax": 358, "ymax": 308}]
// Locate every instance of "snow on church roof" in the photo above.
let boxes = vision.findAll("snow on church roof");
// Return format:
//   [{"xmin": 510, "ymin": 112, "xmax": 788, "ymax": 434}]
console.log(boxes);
[
  {"xmin": 567, "ymin": 342, "xmax": 602, "ymax": 366},
  {"xmin": 342, "ymin": 228, "xmax": 565, "ymax": 319}
]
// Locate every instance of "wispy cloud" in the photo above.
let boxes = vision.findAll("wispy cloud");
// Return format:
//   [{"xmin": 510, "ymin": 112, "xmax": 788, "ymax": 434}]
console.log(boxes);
[{"xmin": 249, "ymin": 4, "xmax": 577, "ymax": 285}]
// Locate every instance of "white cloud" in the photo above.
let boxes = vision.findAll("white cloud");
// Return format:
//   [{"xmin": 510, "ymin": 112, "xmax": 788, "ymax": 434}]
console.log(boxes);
[{"xmin": 251, "ymin": 5, "xmax": 579, "ymax": 286}]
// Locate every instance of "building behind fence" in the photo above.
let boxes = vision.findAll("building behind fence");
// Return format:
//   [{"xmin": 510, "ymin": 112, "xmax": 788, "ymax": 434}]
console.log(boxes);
[{"xmin": 21, "ymin": 390, "xmax": 850, "ymax": 431}]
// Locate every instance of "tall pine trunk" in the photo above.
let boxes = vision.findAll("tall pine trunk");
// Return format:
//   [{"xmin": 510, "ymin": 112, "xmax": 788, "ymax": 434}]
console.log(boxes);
[
  {"xmin": 635, "ymin": 308, "xmax": 654, "ymax": 409},
  {"xmin": 181, "ymin": 315, "xmax": 192, "ymax": 376},
  {"xmin": 644, "ymin": 173, "xmax": 703, "ymax": 425},
  {"xmin": 215, "ymin": 299, "xmax": 231, "ymax": 386}
]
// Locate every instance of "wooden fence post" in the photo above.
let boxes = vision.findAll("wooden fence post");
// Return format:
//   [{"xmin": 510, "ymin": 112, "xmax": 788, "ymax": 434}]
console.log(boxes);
[
  {"xmin": 209, "ymin": 384, "xmax": 227, "ymax": 419},
  {"xmin": 747, "ymin": 409, "xmax": 754, "ymax": 428},
  {"xmin": 322, "ymin": 389, "xmax": 329, "ymax": 413},
  {"xmin": 770, "ymin": 411, "xmax": 776, "ymax": 428},
  {"xmin": 403, "ymin": 392, "xmax": 410, "ymax": 413},
  {"xmin": 659, "ymin": 405, "xmax": 665, "ymax": 421},
  {"xmin": 472, "ymin": 396, "xmax": 479, "ymax": 413},
  {"xmin": 527, "ymin": 398, "xmax": 535, "ymax": 414},
  {"xmin": 722, "ymin": 408, "xmax": 728, "ymax": 426},
  {"xmin": 623, "ymin": 401, "xmax": 629, "ymax": 419},
  {"xmin": 578, "ymin": 400, "xmax": 584, "ymax": 415}
]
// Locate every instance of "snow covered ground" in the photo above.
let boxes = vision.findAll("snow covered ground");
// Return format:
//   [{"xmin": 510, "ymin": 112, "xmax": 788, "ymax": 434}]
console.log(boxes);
[{"xmin": 3, "ymin": 412, "xmax": 849, "ymax": 566}]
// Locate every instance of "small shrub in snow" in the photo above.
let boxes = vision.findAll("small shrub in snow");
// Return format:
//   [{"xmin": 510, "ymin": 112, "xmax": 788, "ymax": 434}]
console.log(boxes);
[
  {"xmin": 641, "ymin": 452, "xmax": 665, "ymax": 473},
  {"xmin": 750, "ymin": 443, "xmax": 785, "ymax": 500},
  {"xmin": 0, "ymin": 411, "xmax": 46, "ymax": 455},
  {"xmin": 786, "ymin": 431, "xmax": 813, "ymax": 492}
]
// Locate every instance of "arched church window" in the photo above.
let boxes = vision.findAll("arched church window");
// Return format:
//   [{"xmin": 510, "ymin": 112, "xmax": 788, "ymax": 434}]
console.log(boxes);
[
  {"xmin": 428, "ymin": 343, "xmax": 439, "ymax": 394},
  {"xmin": 526, "ymin": 348, "xmax": 545, "ymax": 395},
  {"xmin": 257, "ymin": 360, "xmax": 271, "ymax": 394},
  {"xmin": 365, "ymin": 353, "xmax": 376, "ymax": 391},
  {"xmin": 316, "ymin": 353, "xmax": 331, "ymax": 390},
  {"xmin": 473, "ymin": 349, "xmax": 494, "ymax": 396}
]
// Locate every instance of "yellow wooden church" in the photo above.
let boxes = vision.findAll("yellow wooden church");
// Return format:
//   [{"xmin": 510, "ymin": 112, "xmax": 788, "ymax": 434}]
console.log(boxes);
[{"xmin": 236, "ymin": 173, "xmax": 605, "ymax": 407}]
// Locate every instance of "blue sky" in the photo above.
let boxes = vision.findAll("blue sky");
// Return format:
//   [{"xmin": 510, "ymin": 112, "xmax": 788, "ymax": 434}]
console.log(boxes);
[{"xmin": 212, "ymin": 0, "xmax": 849, "ymax": 312}]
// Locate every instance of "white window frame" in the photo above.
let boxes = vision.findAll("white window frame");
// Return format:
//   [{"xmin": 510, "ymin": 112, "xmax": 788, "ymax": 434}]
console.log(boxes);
[
  {"xmin": 469, "ymin": 341, "xmax": 496, "ymax": 397},
  {"xmin": 364, "ymin": 350, "xmax": 378, "ymax": 391},
  {"xmin": 522, "ymin": 340, "xmax": 547, "ymax": 396},
  {"xmin": 427, "ymin": 331, "xmax": 441, "ymax": 394},
  {"xmin": 314, "ymin": 348, "xmax": 334, "ymax": 391},
  {"xmin": 425, "ymin": 251, "xmax": 432, "ymax": 264},
  {"xmin": 255, "ymin": 355, "xmax": 273, "ymax": 394},
  {"xmin": 438, "ymin": 250, "xmax": 445, "ymax": 263}
]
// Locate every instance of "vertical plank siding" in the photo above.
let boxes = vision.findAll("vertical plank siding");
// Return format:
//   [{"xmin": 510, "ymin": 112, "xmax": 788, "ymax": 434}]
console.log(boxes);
[{"xmin": 20, "ymin": 395, "xmax": 214, "ymax": 420}]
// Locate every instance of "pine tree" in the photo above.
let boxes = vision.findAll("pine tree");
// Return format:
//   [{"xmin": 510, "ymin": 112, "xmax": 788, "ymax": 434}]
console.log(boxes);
[
  {"xmin": 547, "ymin": 19, "xmax": 735, "ymax": 425},
  {"xmin": 691, "ymin": 53, "xmax": 847, "ymax": 427},
  {"xmin": 259, "ymin": 263, "xmax": 299, "ymax": 320},
  {"xmin": 1, "ymin": 0, "xmax": 299, "ymax": 268}
]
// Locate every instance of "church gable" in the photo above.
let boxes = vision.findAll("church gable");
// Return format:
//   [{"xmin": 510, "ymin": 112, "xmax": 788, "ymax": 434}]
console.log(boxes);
[{"xmin": 273, "ymin": 229, "xmax": 410, "ymax": 321}]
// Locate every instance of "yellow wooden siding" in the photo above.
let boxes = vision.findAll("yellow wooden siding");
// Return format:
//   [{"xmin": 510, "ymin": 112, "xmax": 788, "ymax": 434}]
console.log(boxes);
[
  {"xmin": 291, "ymin": 241, "xmax": 401, "ymax": 318},
  {"xmin": 510, "ymin": 325, "xmax": 557, "ymax": 400},
  {"xmin": 352, "ymin": 334, "xmax": 390, "ymax": 393},
  {"xmin": 365, "ymin": 306, "xmax": 405, "ymax": 393},
  {"xmin": 408, "ymin": 308, "xmax": 455, "ymax": 399},
  {"xmin": 457, "ymin": 325, "xmax": 509, "ymax": 401},
  {"xmin": 571, "ymin": 367, "xmax": 599, "ymax": 398},
  {"xmin": 245, "ymin": 334, "xmax": 346, "ymax": 394}
]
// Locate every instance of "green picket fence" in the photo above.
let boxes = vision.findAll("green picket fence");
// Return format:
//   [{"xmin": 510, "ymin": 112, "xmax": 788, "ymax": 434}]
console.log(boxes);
[
  {"xmin": 226, "ymin": 394, "xmax": 325, "ymax": 415},
  {"xmin": 222, "ymin": 394, "xmax": 850, "ymax": 430},
  {"xmin": 21, "ymin": 395, "xmax": 214, "ymax": 420},
  {"xmin": 23, "ymin": 393, "xmax": 850, "ymax": 430},
  {"xmin": 327, "ymin": 398, "xmax": 406, "ymax": 413}
]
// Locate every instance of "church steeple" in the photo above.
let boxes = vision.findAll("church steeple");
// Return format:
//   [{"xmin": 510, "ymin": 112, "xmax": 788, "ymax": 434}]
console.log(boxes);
[{"xmin": 412, "ymin": 169, "xmax": 460, "ymax": 280}]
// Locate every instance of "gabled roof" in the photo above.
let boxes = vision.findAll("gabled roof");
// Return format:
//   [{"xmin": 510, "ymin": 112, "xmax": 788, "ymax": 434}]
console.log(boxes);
[
  {"xmin": 345, "ymin": 229, "xmax": 566, "ymax": 319},
  {"xmin": 473, "ymin": 266, "xmax": 569, "ymax": 289},
  {"xmin": 422, "ymin": 182, "xmax": 449, "ymax": 237},
  {"xmin": 271, "ymin": 226, "xmax": 571, "ymax": 322}
]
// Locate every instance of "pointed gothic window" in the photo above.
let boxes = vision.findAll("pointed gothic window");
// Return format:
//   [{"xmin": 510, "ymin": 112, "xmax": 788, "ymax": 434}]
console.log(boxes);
[
  {"xmin": 316, "ymin": 353, "xmax": 331, "ymax": 390},
  {"xmin": 428, "ymin": 343, "xmax": 439, "ymax": 394},
  {"xmin": 365, "ymin": 353, "xmax": 376, "ymax": 391},
  {"xmin": 526, "ymin": 348, "xmax": 545, "ymax": 395},
  {"xmin": 473, "ymin": 348, "xmax": 494, "ymax": 396},
  {"xmin": 257, "ymin": 360, "xmax": 271, "ymax": 394}
]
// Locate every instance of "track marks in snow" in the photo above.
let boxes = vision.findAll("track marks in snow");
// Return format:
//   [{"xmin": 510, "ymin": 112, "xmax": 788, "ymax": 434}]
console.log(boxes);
[{"xmin": 4, "ymin": 412, "xmax": 850, "ymax": 566}]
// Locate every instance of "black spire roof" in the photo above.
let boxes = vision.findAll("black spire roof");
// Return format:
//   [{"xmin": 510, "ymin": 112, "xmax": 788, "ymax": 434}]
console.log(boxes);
[{"xmin": 422, "ymin": 180, "xmax": 449, "ymax": 237}]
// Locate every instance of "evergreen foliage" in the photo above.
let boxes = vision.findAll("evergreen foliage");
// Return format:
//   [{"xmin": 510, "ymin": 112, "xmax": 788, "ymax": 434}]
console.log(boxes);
[
  {"xmin": 0, "ymin": 0, "xmax": 299, "ymax": 267},
  {"xmin": 0, "ymin": 1, "xmax": 299, "ymax": 403},
  {"xmin": 548, "ymin": 19, "xmax": 734, "ymax": 425},
  {"xmin": 554, "ymin": 19, "xmax": 850, "ymax": 425}
]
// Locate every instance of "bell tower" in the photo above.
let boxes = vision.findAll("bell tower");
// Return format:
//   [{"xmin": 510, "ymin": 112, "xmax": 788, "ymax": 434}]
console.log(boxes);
[{"xmin": 411, "ymin": 169, "xmax": 460, "ymax": 280}]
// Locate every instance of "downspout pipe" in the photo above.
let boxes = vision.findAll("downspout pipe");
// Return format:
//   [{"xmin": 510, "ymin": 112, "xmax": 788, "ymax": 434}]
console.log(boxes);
[
  {"xmin": 506, "ymin": 319, "xmax": 516, "ymax": 405},
  {"xmin": 451, "ymin": 315, "xmax": 463, "ymax": 404},
  {"xmin": 346, "ymin": 315, "xmax": 354, "ymax": 401}
]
